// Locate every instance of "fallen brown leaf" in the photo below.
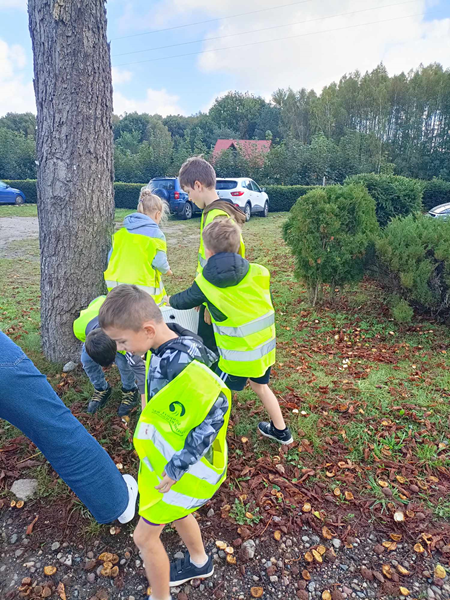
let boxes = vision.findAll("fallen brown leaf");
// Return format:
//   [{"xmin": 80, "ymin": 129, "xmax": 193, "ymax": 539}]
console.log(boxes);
[
  {"xmin": 250, "ymin": 587, "xmax": 263, "ymax": 598},
  {"xmin": 43, "ymin": 566, "xmax": 57, "ymax": 576}
]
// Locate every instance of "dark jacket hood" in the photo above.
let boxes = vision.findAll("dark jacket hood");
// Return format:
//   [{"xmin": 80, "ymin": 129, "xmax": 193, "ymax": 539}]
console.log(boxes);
[{"xmin": 202, "ymin": 253, "xmax": 249, "ymax": 288}]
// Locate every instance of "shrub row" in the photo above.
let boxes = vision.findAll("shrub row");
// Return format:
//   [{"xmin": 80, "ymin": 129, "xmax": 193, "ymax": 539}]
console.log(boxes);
[
  {"xmin": 4, "ymin": 176, "xmax": 450, "ymax": 217},
  {"xmin": 3, "ymin": 180, "xmax": 315, "ymax": 211},
  {"xmin": 265, "ymin": 185, "xmax": 316, "ymax": 212},
  {"xmin": 3, "ymin": 180, "xmax": 145, "ymax": 209}
]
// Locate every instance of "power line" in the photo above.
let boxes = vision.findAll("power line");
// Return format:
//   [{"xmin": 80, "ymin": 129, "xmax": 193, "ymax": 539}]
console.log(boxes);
[
  {"xmin": 114, "ymin": 12, "xmax": 421, "ymax": 68},
  {"xmin": 111, "ymin": 0, "xmax": 318, "ymax": 41},
  {"xmin": 112, "ymin": 0, "xmax": 417, "ymax": 58}
]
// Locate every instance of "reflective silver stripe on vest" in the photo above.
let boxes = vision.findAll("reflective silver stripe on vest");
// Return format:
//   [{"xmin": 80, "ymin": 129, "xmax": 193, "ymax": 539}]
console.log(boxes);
[
  {"xmin": 213, "ymin": 311, "xmax": 275, "ymax": 338},
  {"xmin": 105, "ymin": 280, "xmax": 163, "ymax": 296},
  {"xmin": 163, "ymin": 490, "xmax": 209, "ymax": 510},
  {"xmin": 136, "ymin": 423, "xmax": 224, "ymax": 486},
  {"xmin": 141, "ymin": 460, "xmax": 208, "ymax": 510},
  {"xmin": 217, "ymin": 338, "xmax": 276, "ymax": 363},
  {"xmin": 198, "ymin": 254, "xmax": 208, "ymax": 268}
]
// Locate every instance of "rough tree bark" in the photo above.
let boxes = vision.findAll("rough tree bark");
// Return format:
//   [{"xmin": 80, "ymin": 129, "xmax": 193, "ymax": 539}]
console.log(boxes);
[{"xmin": 28, "ymin": 0, "xmax": 114, "ymax": 362}]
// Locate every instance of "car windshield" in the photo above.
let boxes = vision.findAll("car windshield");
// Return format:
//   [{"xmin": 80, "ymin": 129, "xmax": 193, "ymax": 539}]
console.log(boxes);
[
  {"xmin": 0, "ymin": 181, "xmax": 7, "ymax": 189},
  {"xmin": 216, "ymin": 180, "xmax": 238, "ymax": 190},
  {"xmin": 151, "ymin": 179, "xmax": 175, "ymax": 191}
]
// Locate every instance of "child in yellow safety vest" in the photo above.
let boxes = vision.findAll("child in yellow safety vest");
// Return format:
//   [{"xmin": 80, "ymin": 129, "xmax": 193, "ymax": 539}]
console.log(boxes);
[
  {"xmin": 104, "ymin": 190, "xmax": 172, "ymax": 306},
  {"xmin": 178, "ymin": 156, "xmax": 245, "ymax": 353},
  {"xmin": 167, "ymin": 218, "xmax": 293, "ymax": 445},
  {"xmin": 98, "ymin": 285, "xmax": 231, "ymax": 600}
]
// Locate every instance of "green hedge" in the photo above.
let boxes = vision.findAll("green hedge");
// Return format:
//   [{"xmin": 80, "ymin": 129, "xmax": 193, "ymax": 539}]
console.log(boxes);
[
  {"xmin": 266, "ymin": 185, "xmax": 316, "ymax": 212},
  {"xmin": 3, "ymin": 180, "xmax": 145, "ymax": 209},
  {"xmin": 421, "ymin": 178, "xmax": 450, "ymax": 212},
  {"xmin": 345, "ymin": 174, "xmax": 423, "ymax": 227},
  {"xmin": 3, "ymin": 180, "xmax": 315, "ymax": 211},
  {"xmin": 3, "ymin": 179, "xmax": 38, "ymax": 203},
  {"xmin": 114, "ymin": 182, "xmax": 145, "ymax": 209},
  {"xmin": 376, "ymin": 213, "xmax": 450, "ymax": 319}
]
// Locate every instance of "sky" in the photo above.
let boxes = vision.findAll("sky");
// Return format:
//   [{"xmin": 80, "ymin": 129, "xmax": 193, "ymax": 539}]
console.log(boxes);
[{"xmin": 0, "ymin": 0, "xmax": 449, "ymax": 118}]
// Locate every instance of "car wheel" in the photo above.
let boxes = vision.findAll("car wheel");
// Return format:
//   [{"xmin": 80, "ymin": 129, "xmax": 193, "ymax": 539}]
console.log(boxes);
[
  {"xmin": 15, "ymin": 195, "xmax": 24, "ymax": 206},
  {"xmin": 179, "ymin": 201, "xmax": 193, "ymax": 220},
  {"xmin": 261, "ymin": 201, "xmax": 269, "ymax": 217},
  {"xmin": 244, "ymin": 202, "xmax": 251, "ymax": 222}
]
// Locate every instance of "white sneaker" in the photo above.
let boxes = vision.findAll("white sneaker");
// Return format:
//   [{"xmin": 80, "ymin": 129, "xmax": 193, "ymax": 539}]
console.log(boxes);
[{"xmin": 118, "ymin": 474, "xmax": 138, "ymax": 524}]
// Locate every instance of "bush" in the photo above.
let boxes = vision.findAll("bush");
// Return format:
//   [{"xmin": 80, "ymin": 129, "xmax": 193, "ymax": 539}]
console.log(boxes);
[
  {"xmin": 376, "ymin": 214, "xmax": 450, "ymax": 318},
  {"xmin": 3, "ymin": 179, "xmax": 37, "ymax": 203},
  {"xmin": 421, "ymin": 178, "xmax": 450, "ymax": 212},
  {"xmin": 345, "ymin": 174, "xmax": 423, "ymax": 227},
  {"xmin": 2, "ymin": 180, "xmax": 146, "ymax": 209},
  {"xmin": 391, "ymin": 297, "xmax": 414, "ymax": 324},
  {"xmin": 114, "ymin": 182, "xmax": 145, "ymax": 209},
  {"xmin": 283, "ymin": 184, "xmax": 379, "ymax": 304},
  {"xmin": 266, "ymin": 185, "xmax": 316, "ymax": 212}
]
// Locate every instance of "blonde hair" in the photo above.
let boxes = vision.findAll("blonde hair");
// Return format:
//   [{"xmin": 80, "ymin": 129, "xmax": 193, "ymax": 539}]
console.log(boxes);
[
  {"xmin": 179, "ymin": 156, "xmax": 216, "ymax": 190},
  {"xmin": 138, "ymin": 189, "xmax": 169, "ymax": 222},
  {"xmin": 99, "ymin": 285, "xmax": 163, "ymax": 332},
  {"xmin": 203, "ymin": 218, "xmax": 241, "ymax": 255}
]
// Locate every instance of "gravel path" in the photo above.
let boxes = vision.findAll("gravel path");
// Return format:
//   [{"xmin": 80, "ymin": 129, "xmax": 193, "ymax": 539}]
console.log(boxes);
[{"xmin": 0, "ymin": 217, "xmax": 39, "ymax": 256}]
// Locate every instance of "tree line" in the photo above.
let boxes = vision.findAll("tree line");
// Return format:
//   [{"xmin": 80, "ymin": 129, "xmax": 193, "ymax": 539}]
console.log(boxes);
[{"xmin": 1, "ymin": 62, "xmax": 449, "ymax": 185}]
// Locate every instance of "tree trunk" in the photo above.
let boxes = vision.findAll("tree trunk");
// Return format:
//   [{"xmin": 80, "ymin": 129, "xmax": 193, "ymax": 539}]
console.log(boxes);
[{"xmin": 28, "ymin": 0, "xmax": 114, "ymax": 362}]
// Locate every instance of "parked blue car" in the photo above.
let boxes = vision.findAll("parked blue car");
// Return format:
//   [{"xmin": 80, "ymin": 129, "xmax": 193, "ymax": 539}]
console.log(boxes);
[
  {"xmin": 0, "ymin": 181, "xmax": 26, "ymax": 205},
  {"xmin": 146, "ymin": 177, "xmax": 201, "ymax": 220}
]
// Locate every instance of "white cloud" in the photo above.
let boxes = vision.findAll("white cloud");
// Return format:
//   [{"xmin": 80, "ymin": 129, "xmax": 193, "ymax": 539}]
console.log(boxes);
[
  {"xmin": 0, "ymin": 0, "xmax": 27, "ymax": 9},
  {"xmin": 188, "ymin": 0, "xmax": 450, "ymax": 94},
  {"xmin": 112, "ymin": 66, "xmax": 133, "ymax": 85},
  {"xmin": 0, "ymin": 39, "xmax": 36, "ymax": 116},
  {"xmin": 113, "ymin": 87, "xmax": 185, "ymax": 116}
]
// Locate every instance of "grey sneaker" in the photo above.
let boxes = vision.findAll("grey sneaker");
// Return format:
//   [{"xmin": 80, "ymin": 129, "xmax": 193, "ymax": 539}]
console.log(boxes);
[{"xmin": 258, "ymin": 421, "xmax": 293, "ymax": 445}]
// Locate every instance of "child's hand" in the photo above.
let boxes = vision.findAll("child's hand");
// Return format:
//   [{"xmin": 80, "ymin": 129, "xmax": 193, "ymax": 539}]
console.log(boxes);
[
  {"xmin": 203, "ymin": 308, "xmax": 212, "ymax": 325},
  {"xmin": 162, "ymin": 295, "xmax": 171, "ymax": 305},
  {"xmin": 166, "ymin": 269, "xmax": 173, "ymax": 276},
  {"xmin": 155, "ymin": 472, "xmax": 176, "ymax": 494}
]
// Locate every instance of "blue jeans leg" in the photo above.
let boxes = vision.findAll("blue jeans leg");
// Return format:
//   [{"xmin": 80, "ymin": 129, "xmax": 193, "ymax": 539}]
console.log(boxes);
[
  {"xmin": 115, "ymin": 352, "xmax": 137, "ymax": 390},
  {"xmin": 0, "ymin": 332, "xmax": 128, "ymax": 523},
  {"xmin": 81, "ymin": 344, "xmax": 108, "ymax": 390}
]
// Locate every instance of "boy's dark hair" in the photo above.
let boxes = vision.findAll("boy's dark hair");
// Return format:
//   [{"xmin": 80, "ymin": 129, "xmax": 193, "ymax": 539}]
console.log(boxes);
[
  {"xmin": 203, "ymin": 218, "xmax": 241, "ymax": 254},
  {"xmin": 99, "ymin": 284, "xmax": 163, "ymax": 332},
  {"xmin": 179, "ymin": 156, "xmax": 216, "ymax": 190},
  {"xmin": 85, "ymin": 329, "xmax": 117, "ymax": 367}
]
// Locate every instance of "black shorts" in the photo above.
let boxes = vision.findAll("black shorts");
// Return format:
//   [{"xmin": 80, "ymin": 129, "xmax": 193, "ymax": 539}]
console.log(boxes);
[{"xmin": 215, "ymin": 367, "xmax": 271, "ymax": 392}]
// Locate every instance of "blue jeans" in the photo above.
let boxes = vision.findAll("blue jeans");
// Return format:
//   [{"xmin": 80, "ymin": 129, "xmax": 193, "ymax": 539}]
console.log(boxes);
[
  {"xmin": 0, "ymin": 331, "xmax": 128, "ymax": 523},
  {"xmin": 81, "ymin": 345, "xmax": 136, "ymax": 390}
]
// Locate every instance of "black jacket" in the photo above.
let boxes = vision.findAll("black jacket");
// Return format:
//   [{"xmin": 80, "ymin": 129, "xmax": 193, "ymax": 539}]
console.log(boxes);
[{"xmin": 170, "ymin": 253, "xmax": 250, "ymax": 322}]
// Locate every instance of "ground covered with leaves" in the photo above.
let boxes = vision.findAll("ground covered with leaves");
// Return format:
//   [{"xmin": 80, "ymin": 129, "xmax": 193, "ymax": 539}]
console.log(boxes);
[{"xmin": 1, "ymin": 209, "xmax": 450, "ymax": 600}]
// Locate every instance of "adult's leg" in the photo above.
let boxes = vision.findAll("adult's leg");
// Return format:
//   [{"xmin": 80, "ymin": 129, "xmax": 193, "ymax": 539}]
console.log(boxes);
[{"xmin": 0, "ymin": 332, "xmax": 128, "ymax": 523}]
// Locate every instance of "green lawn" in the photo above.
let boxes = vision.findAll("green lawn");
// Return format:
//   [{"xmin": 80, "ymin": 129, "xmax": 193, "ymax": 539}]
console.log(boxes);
[{"xmin": 1, "ymin": 211, "xmax": 450, "ymax": 539}]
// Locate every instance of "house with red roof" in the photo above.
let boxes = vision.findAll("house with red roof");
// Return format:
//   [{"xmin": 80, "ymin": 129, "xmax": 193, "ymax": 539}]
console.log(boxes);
[{"xmin": 213, "ymin": 139, "xmax": 272, "ymax": 164}]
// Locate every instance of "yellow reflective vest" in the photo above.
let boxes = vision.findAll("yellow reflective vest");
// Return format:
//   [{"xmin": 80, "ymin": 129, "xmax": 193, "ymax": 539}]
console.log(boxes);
[
  {"xmin": 197, "ymin": 208, "xmax": 245, "ymax": 274},
  {"xmin": 73, "ymin": 296, "xmax": 106, "ymax": 342},
  {"xmin": 133, "ymin": 357, "xmax": 231, "ymax": 524},
  {"xmin": 195, "ymin": 263, "xmax": 276, "ymax": 377},
  {"xmin": 104, "ymin": 228, "xmax": 167, "ymax": 305}
]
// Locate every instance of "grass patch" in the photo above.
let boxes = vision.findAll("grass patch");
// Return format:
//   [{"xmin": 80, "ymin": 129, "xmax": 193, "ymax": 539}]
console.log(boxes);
[{"xmin": 2, "ymin": 212, "xmax": 450, "ymax": 535}]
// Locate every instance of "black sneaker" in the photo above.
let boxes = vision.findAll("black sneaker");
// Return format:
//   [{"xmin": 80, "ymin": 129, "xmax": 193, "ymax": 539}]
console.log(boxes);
[
  {"xmin": 118, "ymin": 387, "xmax": 139, "ymax": 417},
  {"xmin": 258, "ymin": 421, "xmax": 293, "ymax": 445},
  {"xmin": 87, "ymin": 386, "xmax": 112, "ymax": 414},
  {"xmin": 169, "ymin": 551, "xmax": 214, "ymax": 587}
]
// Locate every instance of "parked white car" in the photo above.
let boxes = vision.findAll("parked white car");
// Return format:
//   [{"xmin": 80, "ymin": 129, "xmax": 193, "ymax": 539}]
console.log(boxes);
[{"xmin": 216, "ymin": 178, "xmax": 269, "ymax": 221}]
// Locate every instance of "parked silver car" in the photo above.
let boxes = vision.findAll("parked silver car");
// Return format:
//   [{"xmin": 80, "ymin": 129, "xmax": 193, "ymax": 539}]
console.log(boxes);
[{"xmin": 428, "ymin": 203, "xmax": 450, "ymax": 218}]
